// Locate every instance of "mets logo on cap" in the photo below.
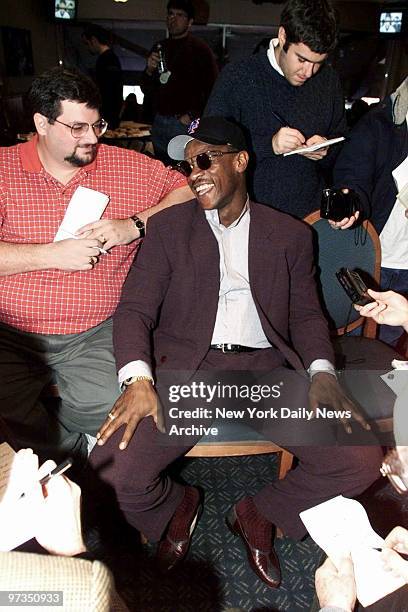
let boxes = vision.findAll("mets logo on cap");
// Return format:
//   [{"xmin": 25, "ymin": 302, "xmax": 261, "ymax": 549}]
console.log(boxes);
[{"xmin": 188, "ymin": 118, "xmax": 200, "ymax": 134}]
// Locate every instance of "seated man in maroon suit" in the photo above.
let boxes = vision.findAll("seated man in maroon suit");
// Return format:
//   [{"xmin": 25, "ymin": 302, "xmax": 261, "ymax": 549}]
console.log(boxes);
[{"xmin": 90, "ymin": 117, "xmax": 382, "ymax": 588}]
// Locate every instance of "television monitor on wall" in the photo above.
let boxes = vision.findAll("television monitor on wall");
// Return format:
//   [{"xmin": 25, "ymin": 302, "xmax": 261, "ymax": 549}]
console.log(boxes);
[
  {"xmin": 54, "ymin": 0, "xmax": 77, "ymax": 21},
  {"xmin": 379, "ymin": 11, "xmax": 403, "ymax": 33}
]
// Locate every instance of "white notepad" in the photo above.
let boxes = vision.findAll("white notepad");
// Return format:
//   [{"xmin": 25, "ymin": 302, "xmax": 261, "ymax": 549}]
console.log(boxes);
[
  {"xmin": 54, "ymin": 186, "xmax": 110, "ymax": 241},
  {"xmin": 0, "ymin": 443, "xmax": 38, "ymax": 551},
  {"xmin": 300, "ymin": 496, "xmax": 406, "ymax": 607},
  {"xmin": 283, "ymin": 136, "xmax": 345, "ymax": 156}
]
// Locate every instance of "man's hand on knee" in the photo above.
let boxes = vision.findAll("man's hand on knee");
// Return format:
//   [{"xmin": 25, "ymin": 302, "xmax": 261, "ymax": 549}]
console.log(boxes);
[
  {"xmin": 96, "ymin": 381, "xmax": 164, "ymax": 450},
  {"xmin": 308, "ymin": 372, "xmax": 370, "ymax": 434}
]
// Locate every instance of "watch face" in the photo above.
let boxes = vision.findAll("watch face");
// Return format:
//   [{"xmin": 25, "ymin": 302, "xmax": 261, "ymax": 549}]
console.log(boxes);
[{"xmin": 132, "ymin": 216, "xmax": 144, "ymax": 228}]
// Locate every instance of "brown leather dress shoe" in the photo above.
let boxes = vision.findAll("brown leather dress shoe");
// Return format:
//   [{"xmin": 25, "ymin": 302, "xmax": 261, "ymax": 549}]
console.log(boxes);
[
  {"xmin": 226, "ymin": 497, "xmax": 281, "ymax": 588},
  {"xmin": 156, "ymin": 486, "xmax": 202, "ymax": 571}
]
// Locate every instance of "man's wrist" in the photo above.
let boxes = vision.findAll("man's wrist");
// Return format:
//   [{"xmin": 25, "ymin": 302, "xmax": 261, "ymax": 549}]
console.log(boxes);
[
  {"xmin": 129, "ymin": 215, "xmax": 146, "ymax": 239},
  {"xmin": 308, "ymin": 359, "xmax": 337, "ymax": 380},
  {"xmin": 123, "ymin": 375, "xmax": 153, "ymax": 387},
  {"xmin": 309, "ymin": 369, "xmax": 337, "ymax": 380}
]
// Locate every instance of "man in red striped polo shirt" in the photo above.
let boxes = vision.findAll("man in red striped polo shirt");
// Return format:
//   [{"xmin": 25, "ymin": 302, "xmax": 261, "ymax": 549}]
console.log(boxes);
[{"xmin": 0, "ymin": 67, "xmax": 191, "ymax": 464}]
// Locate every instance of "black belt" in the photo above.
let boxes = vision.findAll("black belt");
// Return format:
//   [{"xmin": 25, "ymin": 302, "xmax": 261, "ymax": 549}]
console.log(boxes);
[{"xmin": 210, "ymin": 343, "xmax": 261, "ymax": 353}]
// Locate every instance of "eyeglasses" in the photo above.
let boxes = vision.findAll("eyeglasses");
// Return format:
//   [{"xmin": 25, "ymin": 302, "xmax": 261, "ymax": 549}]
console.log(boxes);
[
  {"xmin": 380, "ymin": 448, "xmax": 408, "ymax": 494},
  {"xmin": 52, "ymin": 118, "xmax": 108, "ymax": 139},
  {"xmin": 176, "ymin": 150, "xmax": 239, "ymax": 177}
]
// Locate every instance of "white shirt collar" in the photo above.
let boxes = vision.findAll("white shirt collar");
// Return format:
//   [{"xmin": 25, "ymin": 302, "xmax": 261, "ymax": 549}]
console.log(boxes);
[
  {"xmin": 267, "ymin": 38, "xmax": 284, "ymax": 77},
  {"xmin": 205, "ymin": 197, "xmax": 250, "ymax": 229}
]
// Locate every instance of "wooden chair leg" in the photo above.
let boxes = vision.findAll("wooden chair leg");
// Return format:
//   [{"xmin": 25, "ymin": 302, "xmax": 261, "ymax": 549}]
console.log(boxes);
[{"xmin": 277, "ymin": 449, "xmax": 293, "ymax": 480}]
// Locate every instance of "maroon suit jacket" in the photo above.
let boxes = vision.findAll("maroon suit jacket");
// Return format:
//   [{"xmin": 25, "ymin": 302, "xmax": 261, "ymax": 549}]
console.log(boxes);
[{"xmin": 113, "ymin": 200, "xmax": 334, "ymax": 373}]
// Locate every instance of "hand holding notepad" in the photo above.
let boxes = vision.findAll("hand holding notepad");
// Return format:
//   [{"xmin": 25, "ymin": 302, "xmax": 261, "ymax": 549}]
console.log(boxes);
[
  {"xmin": 54, "ymin": 186, "xmax": 110, "ymax": 242},
  {"xmin": 0, "ymin": 446, "xmax": 82, "ymax": 554},
  {"xmin": 300, "ymin": 496, "xmax": 406, "ymax": 607},
  {"xmin": 283, "ymin": 136, "xmax": 345, "ymax": 156}
]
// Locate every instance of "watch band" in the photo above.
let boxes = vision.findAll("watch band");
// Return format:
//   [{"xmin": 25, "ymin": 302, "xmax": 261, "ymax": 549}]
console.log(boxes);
[
  {"xmin": 123, "ymin": 375, "xmax": 153, "ymax": 386},
  {"xmin": 130, "ymin": 215, "xmax": 145, "ymax": 239}
]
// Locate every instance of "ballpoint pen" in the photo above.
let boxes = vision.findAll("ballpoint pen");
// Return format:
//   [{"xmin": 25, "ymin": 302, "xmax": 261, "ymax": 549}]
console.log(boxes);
[
  {"xmin": 372, "ymin": 547, "xmax": 408, "ymax": 561},
  {"xmin": 271, "ymin": 110, "xmax": 290, "ymax": 127},
  {"xmin": 19, "ymin": 457, "xmax": 73, "ymax": 498},
  {"xmin": 39, "ymin": 457, "xmax": 73, "ymax": 486}
]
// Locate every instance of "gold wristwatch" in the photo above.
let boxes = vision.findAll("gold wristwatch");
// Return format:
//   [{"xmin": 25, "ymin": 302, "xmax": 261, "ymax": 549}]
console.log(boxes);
[{"xmin": 123, "ymin": 375, "xmax": 153, "ymax": 386}]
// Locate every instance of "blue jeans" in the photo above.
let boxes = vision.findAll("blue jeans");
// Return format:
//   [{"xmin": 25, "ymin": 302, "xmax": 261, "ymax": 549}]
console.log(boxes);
[
  {"xmin": 379, "ymin": 267, "xmax": 408, "ymax": 346},
  {"xmin": 151, "ymin": 113, "xmax": 189, "ymax": 164}
]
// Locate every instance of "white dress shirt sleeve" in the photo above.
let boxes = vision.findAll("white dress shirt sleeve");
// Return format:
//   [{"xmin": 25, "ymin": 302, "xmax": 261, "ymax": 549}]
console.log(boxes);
[
  {"xmin": 118, "ymin": 361, "xmax": 154, "ymax": 386},
  {"xmin": 308, "ymin": 359, "xmax": 337, "ymax": 379}
]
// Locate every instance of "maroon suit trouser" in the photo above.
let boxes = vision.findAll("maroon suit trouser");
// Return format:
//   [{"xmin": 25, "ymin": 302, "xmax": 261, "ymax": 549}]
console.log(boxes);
[{"xmin": 89, "ymin": 348, "xmax": 383, "ymax": 540}]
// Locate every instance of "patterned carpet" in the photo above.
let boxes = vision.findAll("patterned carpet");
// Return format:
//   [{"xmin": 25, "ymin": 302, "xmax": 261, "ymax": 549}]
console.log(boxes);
[
  {"xmin": 96, "ymin": 454, "xmax": 325, "ymax": 612},
  {"xmin": 90, "ymin": 453, "xmax": 408, "ymax": 612}
]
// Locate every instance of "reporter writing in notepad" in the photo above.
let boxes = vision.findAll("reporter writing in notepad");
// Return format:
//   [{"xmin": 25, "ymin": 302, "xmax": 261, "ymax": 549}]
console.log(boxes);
[
  {"xmin": 0, "ymin": 67, "xmax": 192, "ymax": 464},
  {"xmin": 316, "ymin": 531, "xmax": 408, "ymax": 612},
  {"xmin": 0, "ymin": 445, "xmax": 128, "ymax": 611},
  {"xmin": 204, "ymin": 0, "xmax": 346, "ymax": 218},
  {"xmin": 0, "ymin": 448, "xmax": 85, "ymax": 556}
]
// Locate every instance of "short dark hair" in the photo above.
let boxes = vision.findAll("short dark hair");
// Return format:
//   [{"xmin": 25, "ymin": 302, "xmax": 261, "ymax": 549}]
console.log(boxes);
[
  {"xmin": 82, "ymin": 23, "xmax": 112, "ymax": 46},
  {"xmin": 280, "ymin": 0, "xmax": 338, "ymax": 54},
  {"xmin": 26, "ymin": 67, "xmax": 101, "ymax": 121},
  {"xmin": 166, "ymin": 0, "xmax": 194, "ymax": 20}
]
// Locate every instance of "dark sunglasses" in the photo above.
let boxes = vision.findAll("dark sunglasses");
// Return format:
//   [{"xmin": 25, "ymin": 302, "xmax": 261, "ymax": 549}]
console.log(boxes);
[{"xmin": 175, "ymin": 150, "xmax": 239, "ymax": 177}]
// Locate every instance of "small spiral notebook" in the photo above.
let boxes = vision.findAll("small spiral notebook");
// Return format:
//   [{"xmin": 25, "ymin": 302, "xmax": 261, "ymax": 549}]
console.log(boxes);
[{"xmin": 283, "ymin": 136, "xmax": 345, "ymax": 156}]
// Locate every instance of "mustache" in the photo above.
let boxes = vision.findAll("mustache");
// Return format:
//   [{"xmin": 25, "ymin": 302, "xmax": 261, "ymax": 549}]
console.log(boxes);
[{"xmin": 75, "ymin": 143, "xmax": 97, "ymax": 150}]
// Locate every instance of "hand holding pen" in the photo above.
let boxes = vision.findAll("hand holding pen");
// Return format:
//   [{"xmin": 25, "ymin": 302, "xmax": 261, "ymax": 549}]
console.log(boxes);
[
  {"xmin": 3, "ymin": 449, "xmax": 85, "ymax": 556},
  {"xmin": 271, "ymin": 111, "xmax": 329, "ymax": 159},
  {"xmin": 34, "ymin": 459, "xmax": 86, "ymax": 557},
  {"xmin": 40, "ymin": 458, "xmax": 73, "ymax": 484},
  {"xmin": 271, "ymin": 111, "xmax": 306, "ymax": 155}
]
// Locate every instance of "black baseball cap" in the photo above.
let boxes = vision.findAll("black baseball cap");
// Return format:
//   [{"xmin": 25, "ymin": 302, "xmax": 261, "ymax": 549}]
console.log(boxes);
[{"xmin": 167, "ymin": 116, "xmax": 247, "ymax": 160}]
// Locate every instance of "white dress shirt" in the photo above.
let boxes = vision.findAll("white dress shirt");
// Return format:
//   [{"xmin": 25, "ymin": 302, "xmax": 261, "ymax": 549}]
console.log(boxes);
[{"xmin": 206, "ymin": 202, "xmax": 271, "ymax": 348}]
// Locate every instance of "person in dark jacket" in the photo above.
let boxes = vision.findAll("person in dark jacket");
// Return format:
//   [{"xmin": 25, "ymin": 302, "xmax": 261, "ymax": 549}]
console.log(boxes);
[
  {"xmin": 141, "ymin": 0, "xmax": 218, "ymax": 164},
  {"xmin": 83, "ymin": 24, "xmax": 123, "ymax": 129},
  {"xmin": 333, "ymin": 77, "xmax": 408, "ymax": 346}
]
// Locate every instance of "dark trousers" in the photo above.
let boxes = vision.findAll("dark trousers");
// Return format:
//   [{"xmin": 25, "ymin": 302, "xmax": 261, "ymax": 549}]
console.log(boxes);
[{"xmin": 89, "ymin": 348, "xmax": 383, "ymax": 541}]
